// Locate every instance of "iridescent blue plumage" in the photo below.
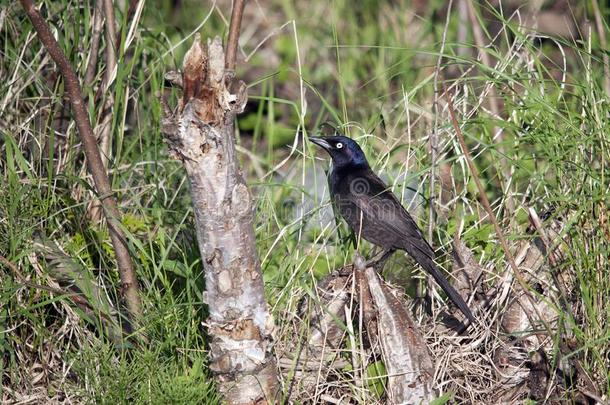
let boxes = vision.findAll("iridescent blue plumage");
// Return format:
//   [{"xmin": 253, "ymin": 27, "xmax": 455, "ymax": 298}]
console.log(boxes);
[{"xmin": 311, "ymin": 135, "xmax": 368, "ymax": 169}]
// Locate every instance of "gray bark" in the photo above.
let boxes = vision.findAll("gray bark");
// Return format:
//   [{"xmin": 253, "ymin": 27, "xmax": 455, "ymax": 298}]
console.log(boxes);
[
  {"xmin": 362, "ymin": 262, "xmax": 434, "ymax": 404},
  {"xmin": 162, "ymin": 36, "xmax": 278, "ymax": 404}
]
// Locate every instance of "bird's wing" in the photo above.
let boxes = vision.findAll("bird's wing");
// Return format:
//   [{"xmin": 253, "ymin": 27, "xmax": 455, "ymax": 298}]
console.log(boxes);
[
  {"xmin": 339, "ymin": 172, "xmax": 475, "ymax": 323},
  {"xmin": 339, "ymin": 170, "xmax": 435, "ymax": 258}
]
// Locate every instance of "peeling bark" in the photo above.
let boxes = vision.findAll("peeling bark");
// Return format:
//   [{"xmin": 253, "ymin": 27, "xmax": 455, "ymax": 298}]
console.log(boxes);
[
  {"xmin": 162, "ymin": 36, "xmax": 278, "ymax": 404},
  {"xmin": 363, "ymin": 265, "xmax": 434, "ymax": 404}
]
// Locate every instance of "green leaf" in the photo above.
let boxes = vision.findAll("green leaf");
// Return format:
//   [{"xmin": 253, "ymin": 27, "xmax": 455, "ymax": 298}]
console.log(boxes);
[
  {"xmin": 429, "ymin": 392, "xmax": 453, "ymax": 405},
  {"xmin": 365, "ymin": 360, "xmax": 387, "ymax": 398}
]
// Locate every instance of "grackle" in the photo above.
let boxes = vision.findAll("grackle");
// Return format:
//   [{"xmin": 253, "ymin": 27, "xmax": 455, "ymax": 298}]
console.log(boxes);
[{"xmin": 310, "ymin": 134, "xmax": 476, "ymax": 323}]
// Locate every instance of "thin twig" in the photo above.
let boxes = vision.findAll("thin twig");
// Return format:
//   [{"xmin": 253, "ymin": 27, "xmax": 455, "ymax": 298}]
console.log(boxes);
[
  {"xmin": 102, "ymin": 0, "xmax": 117, "ymax": 78},
  {"xmin": 445, "ymin": 91, "xmax": 519, "ymax": 284},
  {"xmin": 225, "ymin": 0, "xmax": 246, "ymax": 70},
  {"xmin": 591, "ymin": 0, "xmax": 610, "ymax": 98},
  {"xmin": 445, "ymin": 89, "xmax": 552, "ymax": 334},
  {"xmin": 19, "ymin": 0, "xmax": 142, "ymax": 321},
  {"xmin": 99, "ymin": 0, "xmax": 117, "ymax": 169},
  {"xmin": 527, "ymin": 207, "xmax": 557, "ymax": 267},
  {"xmin": 430, "ymin": 0, "xmax": 453, "ymax": 242},
  {"xmin": 92, "ymin": 0, "xmax": 144, "ymax": 104},
  {"xmin": 466, "ymin": 0, "xmax": 514, "ymax": 214},
  {"xmin": 424, "ymin": 0, "xmax": 453, "ymax": 310},
  {"xmin": 115, "ymin": 0, "xmax": 140, "ymax": 51},
  {"xmin": 84, "ymin": 0, "xmax": 104, "ymax": 85},
  {"xmin": 88, "ymin": 0, "xmax": 119, "ymax": 222}
]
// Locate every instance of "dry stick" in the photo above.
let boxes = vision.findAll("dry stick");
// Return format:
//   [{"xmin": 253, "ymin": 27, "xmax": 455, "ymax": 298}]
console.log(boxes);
[
  {"xmin": 444, "ymin": 90, "xmax": 552, "ymax": 334},
  {"xmin": 425, "ymin": 0, "xmax": 453, "ymax": 314},
  {"xmin": 98, "ymin": 0, "xmax": 117, "ymax": 170},
  {"xmin": 527, "ymin": 208, "xmax": 557, "ymax": 267},
  {"xmin": 591, "ymin": 0, "xmax": 610, "ymax": 98},
  {"xmin": 445, "ymin": 91, "xmax": 520, "ymax": 278},
  {"xmin": 102, "ymin": 0, "xmax": 117, "ymax": 77},
  {"xmin": 19, "ymin": 0, "xmax": 142, "ymax": 320},
  {"xmin": 115, "ymin": 0, "xmax": 140, "ymax": 52},
  {"xmin": 89, "ymin": 0, "xmax": 119, "ymax": 223},
  {"xmin": 225, "ymin": 0, "xmax": 246, "ymax": 71},
  {"xmin": 429, "ymin": 0, "xmax": 453, "ymax": 243},
  {"xmin": 92, "ymin": 0, "xmax": 139, "ymax": 104},
  {"xmin": 465, "ymin": 0, "xmax": 514, "ymax": 214},
  {"xmin": 84, "ymin": 0, "xmax": 104, "ymax": 85}
]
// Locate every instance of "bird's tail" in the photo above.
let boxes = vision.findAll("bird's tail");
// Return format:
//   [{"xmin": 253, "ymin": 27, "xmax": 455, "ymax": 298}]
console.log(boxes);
[{"xmin": 418, "ymin": 255, "xmax": 476, "ymax": 324}]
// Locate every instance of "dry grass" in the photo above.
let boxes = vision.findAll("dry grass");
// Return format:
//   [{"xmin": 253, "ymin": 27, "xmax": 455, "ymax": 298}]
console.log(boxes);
[{"xmin": 1, "ymin": 0, "xmax": 609, "ymax": 403}]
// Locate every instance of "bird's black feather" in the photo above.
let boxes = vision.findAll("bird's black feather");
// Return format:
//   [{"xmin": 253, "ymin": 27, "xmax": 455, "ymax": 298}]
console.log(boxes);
[{"xmin": 310, "ymin": 135, "xmax": 475, "ymax": 323}]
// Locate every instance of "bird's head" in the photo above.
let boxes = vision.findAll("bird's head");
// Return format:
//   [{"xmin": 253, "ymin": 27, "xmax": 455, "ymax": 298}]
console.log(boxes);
[{"xmin": 309, "ymin": 135, "xmax": 369, "ymax": 169}]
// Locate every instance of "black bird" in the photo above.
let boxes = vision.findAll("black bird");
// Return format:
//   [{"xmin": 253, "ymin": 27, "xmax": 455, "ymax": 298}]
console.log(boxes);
[{"xmin": 309, "ymin": 134, "xmax": 475, "ymax": 323}]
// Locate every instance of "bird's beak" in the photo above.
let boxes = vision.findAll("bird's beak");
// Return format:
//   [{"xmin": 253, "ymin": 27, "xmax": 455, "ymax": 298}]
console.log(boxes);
[{"xmin": 309, "ymin": 136, "xmax": 331, "ymax": 150}]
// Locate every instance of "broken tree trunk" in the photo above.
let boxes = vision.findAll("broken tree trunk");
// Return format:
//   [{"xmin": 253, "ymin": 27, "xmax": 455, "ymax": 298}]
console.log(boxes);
[
  {"xmin": 358, "ymin": 258, "xmax": 434, "ymax": 404},
  {"xmin": 162, "ymin": 36, "xmax": 278, "ymax": 404}
]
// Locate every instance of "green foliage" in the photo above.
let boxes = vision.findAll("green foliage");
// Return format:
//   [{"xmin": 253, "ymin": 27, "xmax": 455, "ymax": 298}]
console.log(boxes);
[
  {"xmin": 430, "ymin": 392, "xmax": 453, "ymax": 405},
  {"xmin": 365, "ymin": 360, "xmax": 387, "ymax": 398},
  {"xmin": 1, "ymin": 0, "xmax": 610, "ymax": 402},
  {"xmin": 72, "ymin": 345, "xmax": 219, "ymax": 404}
]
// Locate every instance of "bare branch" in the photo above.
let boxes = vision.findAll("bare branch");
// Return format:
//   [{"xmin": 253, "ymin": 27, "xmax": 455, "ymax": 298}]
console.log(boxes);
[
  {"xmin": 102, "ymin": 0, "xmax": 117, "ymax": 82},
  {"xmin": 591, "ymin": 0, "xmax": 610, "ymax": 98},
  {"xmin": 116, "ymin": 0, "xmax": 140, "ymax": 51},
  {"xmin": 224, "ymin": 0, "xmax": 246, "ymax": 71},
  {"xmin": 89, "ymin": 0, "xmax": 119, "ymax": 222},
  {"xmin": 84, "ymin": 0, "xmax": 104, "ymax": 85},
  {"xmin": 444, "ymin": 89, "xmax": 553, "ymax": 335},
  {"xmin": 429, "ymin": 0, "xmax": 453, "ymax": 243},
  {"xmin": 466, "ymin": 0, "xmax": 515, "ymax": 214},
  {"xmin": 19, "ymin": 0, "xmax": 142, "ymax": 322},
  {"xmin": 98, "ymin": 0, "xmax": 118, "ymax": 169}
]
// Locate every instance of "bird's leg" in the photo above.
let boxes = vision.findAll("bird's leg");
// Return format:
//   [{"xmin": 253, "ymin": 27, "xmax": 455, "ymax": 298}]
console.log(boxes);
[
  {"xmin": 365, "ymin": 249, "xmax": 396, "ymax": 270},
  {"xmin": 364, "ymin": 247, "xmax": 381, "ymax": 266},
  {"xmin": 369, "ymin": 246, "xmax": 380, "ymax": 258}
]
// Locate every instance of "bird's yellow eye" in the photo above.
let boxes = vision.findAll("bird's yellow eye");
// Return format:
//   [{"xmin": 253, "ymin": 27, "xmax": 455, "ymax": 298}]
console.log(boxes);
[{"xmin": 336, "ymin": 142, "xmax": 343, "ymax": 149}]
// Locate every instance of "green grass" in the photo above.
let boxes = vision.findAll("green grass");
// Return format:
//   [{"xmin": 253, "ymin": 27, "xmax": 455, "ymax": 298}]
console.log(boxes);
[{"xmin": 1, "ymin": 0, "xmax": 610, "ymax": 402}]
